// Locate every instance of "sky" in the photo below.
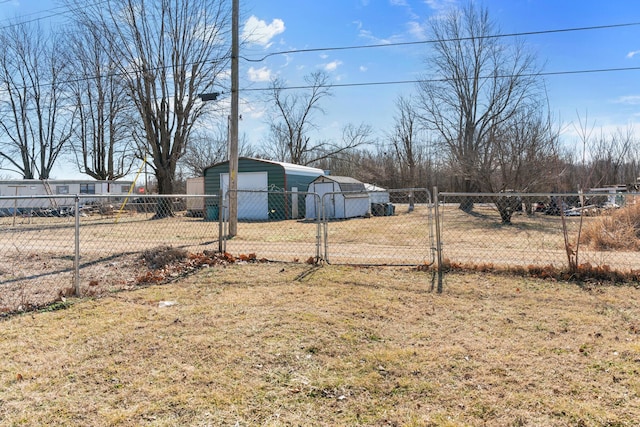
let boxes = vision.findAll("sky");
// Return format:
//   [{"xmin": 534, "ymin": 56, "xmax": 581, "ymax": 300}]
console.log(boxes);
[
  {"xmin": 1, "ymin": 0, "xmax": 640, "ymax": 179},
  {"xmin": 238, "ymin": 0, "xmax": 640, "ymax": 143}
]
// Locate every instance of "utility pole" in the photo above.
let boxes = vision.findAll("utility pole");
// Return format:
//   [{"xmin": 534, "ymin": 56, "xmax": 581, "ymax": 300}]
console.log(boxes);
[{"xmin": 228, "ymin": 0, "xmax": 239, "ymax": 237}]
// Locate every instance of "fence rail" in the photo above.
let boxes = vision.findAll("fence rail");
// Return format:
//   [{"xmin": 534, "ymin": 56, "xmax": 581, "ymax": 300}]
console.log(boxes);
[{"xmin": 1, "ymin": 189, "xmax": 638, "ymax": 314}]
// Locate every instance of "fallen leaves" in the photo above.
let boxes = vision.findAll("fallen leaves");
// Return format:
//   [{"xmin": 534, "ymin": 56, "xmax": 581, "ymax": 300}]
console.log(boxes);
[{"xmin": 135, "ymin": 250, "xmax": 268, "ymax": 286}]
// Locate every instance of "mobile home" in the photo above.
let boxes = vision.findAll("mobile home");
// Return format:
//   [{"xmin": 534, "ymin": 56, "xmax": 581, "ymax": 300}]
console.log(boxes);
[{"xmin": 0, "ymin": 179, "xmax": 134, "ymax": 213}]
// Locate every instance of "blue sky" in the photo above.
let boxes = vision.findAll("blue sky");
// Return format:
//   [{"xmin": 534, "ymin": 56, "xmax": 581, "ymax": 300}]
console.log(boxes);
[
  {"xmin": 1, "ymin": 0, "xmax": 640, "ymax": 178},
  {"xmin": 240, "ymin": 0, "xmax": 640, "ymax": 145}
]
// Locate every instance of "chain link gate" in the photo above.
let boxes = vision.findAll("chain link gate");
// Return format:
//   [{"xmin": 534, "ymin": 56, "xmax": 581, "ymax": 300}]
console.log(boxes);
[
  {"xmin": 219, "ymin": 188, "xmax": 436, "ymax": 267},
  {"xmin": 321, "ymin": 188, "xmax": 436, "ymax": 266},
  {"xmin": 220, "ymin": 190, "xmax": 322, "ymax": 263}
]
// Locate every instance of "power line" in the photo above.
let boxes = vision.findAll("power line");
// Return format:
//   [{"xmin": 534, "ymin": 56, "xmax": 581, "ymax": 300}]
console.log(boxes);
[
  {"xmin": 241, "ymin": 66, "xmax": 640, "ymax": 92},
  {"xmin": 0, "ymin": 4, "xmax": 638, "ymax": 100},
  {"xmin": 6, "ymin": 64, "xmax": 640, "ymax": 112},
  {"xmin": 241, "ymin": 22, "xmax": 640, "ymax": 63},
  {"xmin": 0, "ymin": 0, "xmax": 110, "ymax": 29}
]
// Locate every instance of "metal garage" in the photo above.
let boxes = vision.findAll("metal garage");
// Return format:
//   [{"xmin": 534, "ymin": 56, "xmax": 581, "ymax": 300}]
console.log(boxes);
[{"xmin": 203, "ymin": 157, "xmax": 324, "ymax": 220}]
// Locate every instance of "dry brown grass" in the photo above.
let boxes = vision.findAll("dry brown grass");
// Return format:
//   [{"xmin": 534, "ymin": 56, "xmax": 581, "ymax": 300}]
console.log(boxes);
[
  {"xmin": 582, "ymin": 204, "xmax": 640, "ymax": 251},
  {"xmin": 2, "ymin": 263, "xmax": 639, "ymax": 426}
]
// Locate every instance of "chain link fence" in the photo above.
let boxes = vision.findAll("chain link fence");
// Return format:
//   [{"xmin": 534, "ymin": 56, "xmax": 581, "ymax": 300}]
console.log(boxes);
[
  {"xmin": 217, "ymin": 189, "xmax": 434, "ymax": 266},
  {"xmin": 436, "ymin": 190, "xmax": 640, "ymax": 273},
  {"xmin": 0, "ymin": 194, "xmax": 219, "ymax": 313},
  {"xmin": 321, "ymin": 189, "xmax": 434, "ymax": 265},
  {"xmin": 2, "ymin": 187, "xmax": 639, "ymax": 314}
]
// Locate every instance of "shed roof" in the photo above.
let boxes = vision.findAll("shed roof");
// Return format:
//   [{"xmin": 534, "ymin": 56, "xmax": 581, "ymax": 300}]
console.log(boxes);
[
  {"xmin": 205, "ymin": 157, "xmax": 324, "ymax": 178},
  {"xmin": 364, "ymin": 183, "xmax": 388, "ymax": 192},
  {"xmin": 312, "ymin": 175, "xmax": 366, "ymax": 192},
  {"xmin": 313, "ymin": 175, "xmax": 363, "ymax": 185}
]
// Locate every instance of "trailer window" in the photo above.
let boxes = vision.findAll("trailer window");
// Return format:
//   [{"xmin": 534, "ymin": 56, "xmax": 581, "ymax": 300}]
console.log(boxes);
[
  {"xmin": 80, "ymin": 183, "xmax": 95, "ymax": 194},
  {"xmin": 121, "ymin": 185, "xmax": 130, "ymax": 193},
  {"xmin": 56, "ymin": 185, "xmax": 69, "ymax": 194}
]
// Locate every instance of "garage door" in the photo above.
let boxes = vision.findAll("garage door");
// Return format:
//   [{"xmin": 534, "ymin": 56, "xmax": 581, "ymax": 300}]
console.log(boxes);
[{"xmin": 220, "ymin": 172, "xmax": 268, "ymax": 220}]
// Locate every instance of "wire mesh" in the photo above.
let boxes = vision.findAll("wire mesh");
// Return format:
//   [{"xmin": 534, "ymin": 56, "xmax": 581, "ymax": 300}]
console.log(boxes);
[
  {"xmin": 322, "ymin": 188, "xmax": 435, "ymax": 266},
  {"xmin": 221, "ymin": 190, "xmax": 322, "ymax": 263},
  {"xmin": 437, "ymin": 191, "xmax": 640, "ymax": 272},
  {"xmin": 0, "ymin": 194, "xmax": 219, "ymax": 313},
  {"xmin": 78, "ymin": 194, "xmax": 220, "ymax": 257},
  {"xmin": 0, "ymin": 195, "xmax": 76, "ymax": 312},
  {"xmin": 4, "ymin": 188, "xmax": 639, "ymax": 314}
]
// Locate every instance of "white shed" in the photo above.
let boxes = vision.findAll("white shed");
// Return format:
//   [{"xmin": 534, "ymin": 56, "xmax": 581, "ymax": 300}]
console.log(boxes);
[
  {"xmin": 364, "ymin": 183, "xmax": 390, "ymax": 204},
  {"xmin": 185, "ymin": 177, "xmax": 205, "ymax": 216},
  {"xmin": 305, "ymin": 176, "xmax": 370, "ymax": 220}
]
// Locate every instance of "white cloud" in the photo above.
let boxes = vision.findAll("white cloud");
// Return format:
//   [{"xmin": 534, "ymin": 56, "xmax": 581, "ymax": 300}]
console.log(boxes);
[
  {"xmin": 390, "ymin": 0, "xmax": 408, "ymax": 5},
  {"xmin": 324, "ymin": 60, "xmax": 343, "ymax": 72},
  {"xmin": 613, "ymin": 95, "xmax": 640, "ymax": 105},
  {"xmin": 359, "ymin": 65, "xmax": 368, "ymax": 72},
  {"xmin": 627, "ymin": 50, "xmax": 640, "ymax": 59},
  {"xmin": 242, "ymin": 16, "xmax": 285, "ymax": 48},
  {"xmin": 247, "ymin": 66, "xmax": 272, "ymax": 82},
  {"xmin": 407, "ymin": 21, "xmax": 426, "ymax": 39},
  {"xmin": 358, "ymin": 29, "xmax": 393, "ymax": 44},
  {"xmin": 424, "ymin": 0, "xmax": 457, "ymax": 11}
]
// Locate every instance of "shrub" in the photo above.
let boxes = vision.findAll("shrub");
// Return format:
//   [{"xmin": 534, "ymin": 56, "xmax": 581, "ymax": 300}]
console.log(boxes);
[{"xmin": 581, "ymin": 203, "xmax": 640, "ymax": 250}]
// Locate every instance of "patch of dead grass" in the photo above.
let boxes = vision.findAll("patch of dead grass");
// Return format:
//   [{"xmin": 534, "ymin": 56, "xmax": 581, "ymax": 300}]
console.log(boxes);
[
  {"xmin": 1, "ymin": 264, "xmax": 640, "ymax": 425},
  {"xmin": 582, "ymin": 203, "xmax": 640, "ymax": 250}
]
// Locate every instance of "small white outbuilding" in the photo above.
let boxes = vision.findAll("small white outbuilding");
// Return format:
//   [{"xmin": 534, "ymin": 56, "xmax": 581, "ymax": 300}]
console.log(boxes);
[{"xmin": 305, "ymin": 176, "xmax": 370, "ymax": 220}]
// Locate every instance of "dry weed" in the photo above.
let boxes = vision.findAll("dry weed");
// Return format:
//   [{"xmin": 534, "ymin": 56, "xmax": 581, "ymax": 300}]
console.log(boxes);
[{"xmin": 582, "ymin": 204, "xmax": 640, "ymax": 250}]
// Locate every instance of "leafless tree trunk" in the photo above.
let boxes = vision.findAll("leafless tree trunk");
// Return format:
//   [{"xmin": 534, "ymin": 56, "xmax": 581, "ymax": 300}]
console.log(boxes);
[
  {"xmin": 68, "ymin": 0, "xmax": 231, "ymax": 217},
  {"xmin": 65, "ymin": 23, "xmax": 136, "ymax": 181},
  {"xmin": 266, "ymin": 71, "xmax": 372, "ymax": 166},
  {"xmin": 388, "ymin": 95, "xmax": 426, "ymax": 188},
  {"xmin": 417, "ymin": 2, "xmax": 541, "ymax": 211},
  {"xmin": 267, "ymin": 71, "xmax": 332, "ymax": 165},
  {"xmin": 0, "ymin": 23, "xmax": 73, "ymax": 179}
]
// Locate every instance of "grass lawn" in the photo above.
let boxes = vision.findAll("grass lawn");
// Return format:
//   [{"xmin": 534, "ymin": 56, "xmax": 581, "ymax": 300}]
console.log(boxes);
[{"xmin": 1, "ymin": 263, "xmax": 639, "ymax": 426}]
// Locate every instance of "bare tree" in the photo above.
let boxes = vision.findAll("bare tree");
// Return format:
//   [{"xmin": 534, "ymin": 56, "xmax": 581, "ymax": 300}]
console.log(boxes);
[
  {"xmin": 266, "ymin": 71, "xmax": 332, "ymax": 165},
  {"xmin": 65, "ymin": 23, "xmax": 136, "ymax": 180},
  {"xmin": 588, "ymin": 126, "xmax": 637, "ymax": 188},
  {"xmin": 417, "ymin": 3, "xmax": 542, "ymax": 210},
  {"xmin": 388, "ymin": 95, "xmax": 428, "ymax": 188},
  {"xmin": 265, "ymin": 71, "xmax": 372, "ymax": 166},
  {"xmin": 491, "ymin": 107, "xmax": 562, "ymax": 222},
  {"xmin": 491, "ymin": 107, "xmax": 562, "ymax": 193},
  {"xmin": 180, "ymin": 121, "xmax": 254, "ymax": 177},
  {"xmin": 68, "ymin": 0, "xmax": 231, "ymax": 217},
  {"xmin": 0, "ymin": 23, "xmax": 74, "ymax": 179}
]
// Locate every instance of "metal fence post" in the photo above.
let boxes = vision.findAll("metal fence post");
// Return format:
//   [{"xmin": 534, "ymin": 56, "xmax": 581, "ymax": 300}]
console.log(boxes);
[
  {"xmin": 322, "ymin": 193, "xmax": 329, "ymax": 264},
  {"xmin": 218, "ymin": 190, "xmax": 224, "ymax": 253},
  {"xmin": 433, "ymin": 187, "xmax": 443, "ymax": 293},
  {"xmin": 314, "ymin": 193, "xmax": 322, "ymax": 262},
  {"xmin": 74, "ymin": 195, "xmax": 81, "ymax": 297}
]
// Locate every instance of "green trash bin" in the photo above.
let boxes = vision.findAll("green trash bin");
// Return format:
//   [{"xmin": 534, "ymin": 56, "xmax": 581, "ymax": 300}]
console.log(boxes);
[{"xmin": 205, "ymin": 205, "xmax": 219, "ymax": 221}]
